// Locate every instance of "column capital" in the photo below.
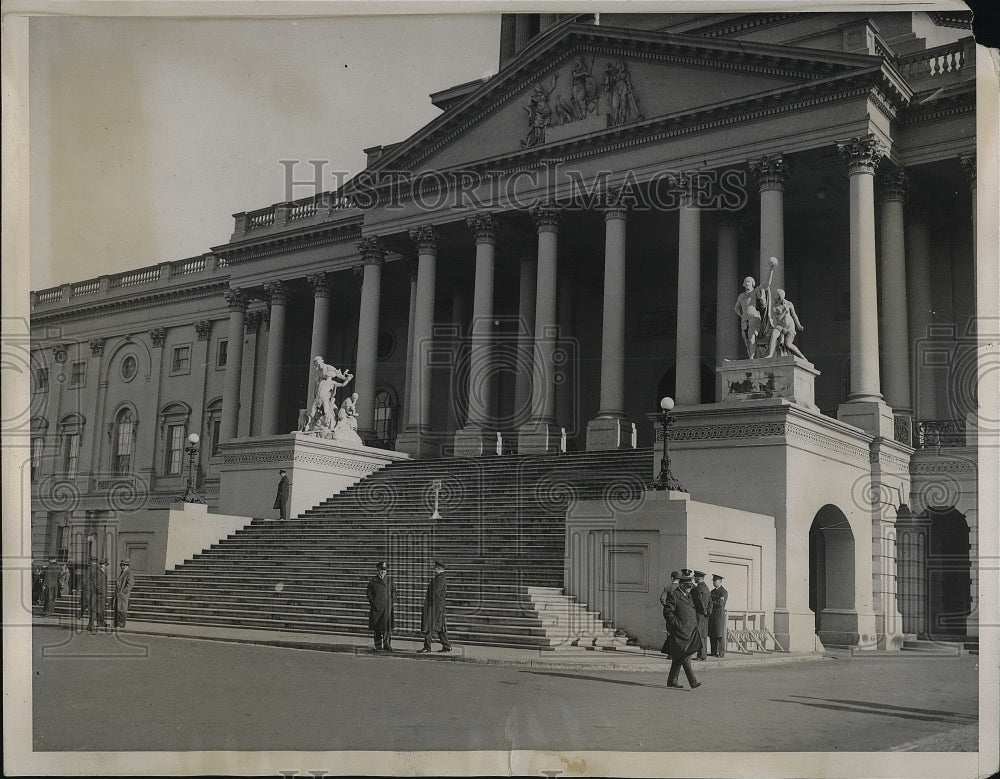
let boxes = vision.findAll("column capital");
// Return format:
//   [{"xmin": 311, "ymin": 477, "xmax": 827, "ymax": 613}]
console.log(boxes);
[
  {"xmin": 747, "ymin": 153, "xmax": 790, "ymax": 191},
  {"xmin": 263, "ymin": 280, "xmax": 291, "ymax": 305},
  {"xmin": 676, "ymin": 173, "xmax": 699, "ymax": 208},
  {"xmin": 224, "ymin": 287, "xmax": 249, "ymax": 313},
  {"xmin": 89, "ymin": 338, "xmax": 105, "ymax": 357},
  {"xmin": 149, "ymin": 328, "xmax": 167, "ymax": 348},
  {"xmin": 959, "ymin": 154, "xmax": 976, "ymax": 186},
  {"xmin": 408, "ymin": 225, "xmax": 439, "ymax": 256},
  {"xmin": 601, "ymin": 190, "xmax": 628, "ymax": 221},
  {"xmin": 530, "ymin": 203, "xmax": 561, "ymax": 233},
  {"xmin": 356, "ymin": 236, "xmax": 387, "ymax": 265},
  {"xmin": 836, "ymin": 134, "xmax": 886, "ymax": 176},
  {"xmin": 306, "ymin": 272, "xmax": 331, "ymax": 298},
  {"xmin": 194, "ymin": 320, "xmax": 213, "ymax": 341},
  {"xmin": 244, "ymin": 310, "xmax": 263, "ymax": 334},
  {"xmin": 352, "ymin": 265, "xmax": 365, "ymax": 290},
  {"xmin": 879, "ymin": 166, "xmax": 908, "ymax": 203},
  {"xmin": 465, "ymin": 212, "xmax": 498, "ymax": 245}
]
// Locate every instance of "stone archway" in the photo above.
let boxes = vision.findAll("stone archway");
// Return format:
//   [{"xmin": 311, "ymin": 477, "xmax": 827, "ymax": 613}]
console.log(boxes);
[{"xmin": 808, "ymin": 505, "xmax": 858, "ymax": 646}]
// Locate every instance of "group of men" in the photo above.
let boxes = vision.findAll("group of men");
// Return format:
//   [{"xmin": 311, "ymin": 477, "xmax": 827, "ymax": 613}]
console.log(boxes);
[
  {"xmin": 659, "ymin": 568, "xmax": 729, "ymax": 690},
  {"xmin": 59, "ymin": 557, "xmax": 136, "ymax": 632},
  {"xmin": 37, "ymin": 557, "xmax": 70, "ymax": 616},
  {"xmin": 365, "ymin": 560, "xmax": 452, "ymax": 653}
]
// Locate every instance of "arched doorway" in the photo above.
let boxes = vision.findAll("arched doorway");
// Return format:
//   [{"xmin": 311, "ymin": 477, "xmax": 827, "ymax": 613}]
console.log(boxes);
[
  {"xmin": 896, "ymin": 506, "xmax": 971, "ymax": 638},
  {"xmin": 809, "ymin": 505, "xmax": 857, "ymax": 644}
]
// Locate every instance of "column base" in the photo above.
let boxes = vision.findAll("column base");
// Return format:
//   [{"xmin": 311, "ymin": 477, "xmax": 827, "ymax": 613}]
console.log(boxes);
[
  {"xmin": 394, "ymin": 430, "xmax": 440, "ymax": 459},
  {"xmin": 838, "ymin": 399, "xmax": 895, "ymax": 439},
  {"xmin": 815, "ymin": 608, "xmax": 879, "ymax": 650},
  {"xmin": 453, "ymin": 426, "xmax": 502, "ymax": 457},
  {"xmin": 517, "ymin": 421, "xmax": 564, "ymax": 454},
  {"xmin": 585, "ymin": 417, "xmax": 635, "ymax": 451},
  {"xmin": 772, "ymin": 609, "xmax": 826, "ymax": 653}
]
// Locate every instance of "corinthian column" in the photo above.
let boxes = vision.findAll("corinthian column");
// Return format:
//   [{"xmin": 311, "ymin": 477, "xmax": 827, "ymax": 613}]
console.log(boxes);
[
  {"xmin": 395, "ymin": 226, "xmax": 439, "ymax": 458},
  {"xmin": 220, "ymin": 288, "xmax": 248, "ymax": 443},
  {"xmin": 748, "ymin": 154, "xmax": 788, "ymax": 290},
  {"xmin": 518, "ymin": 203, "xmax": 562, "ymax": 453},
  {"xmin": 675, "ymin": 175, "xmax": 702, "ymax": 406},
  {"xmin": 878, "ymin": 167, "xmax": 912, "ymax": 432},
  {"xmin": 586, "ymin": 199, "xmax": 632, "ymax": 449},
  {"xmin": 355, "ymin": 237, "xmax": 386, "ymax": 443},
  {"xmin": 261, "ymin": 280, "xmax": 290, "ymax": 436},
  {"xmin": 306, "ymin": 272, "xmax": 331, "ymax": 407},
  {"xmin": 454, "ymin": 213, "xmax": 498, "ymax": 456},
  {"xmin": 836, "ymin": 134, "xmax": 894, "ymax": 438}
]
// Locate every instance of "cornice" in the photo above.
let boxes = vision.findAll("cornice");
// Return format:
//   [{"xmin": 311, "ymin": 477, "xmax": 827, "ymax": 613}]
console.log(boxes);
[
  {"xmin": 30, "ymin": 280, "xmax": 230, "ymax": 327},
  {"xmin": 214, "ymin": 219, "xmax": 364, "ymax": 265},
  {"xmin": 899, "ymin": 89, "xmax": 975, "ymax": 126}
]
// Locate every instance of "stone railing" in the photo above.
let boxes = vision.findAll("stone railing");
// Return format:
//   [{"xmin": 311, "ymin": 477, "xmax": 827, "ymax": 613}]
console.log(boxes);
[
  {"xmin": 913, "ymin": 418, "xmax": 967, "ymax": 449},
  {"xmin": 31, "ymin": 253, "xmax": 226, "ymax": 310},
  {"xmin": 232, "ymin": 192, "xmax": 357, "ymax": 236},
  {"xmin": 896, "ymin": 38, "xmax": 975, "ymax": 82}
]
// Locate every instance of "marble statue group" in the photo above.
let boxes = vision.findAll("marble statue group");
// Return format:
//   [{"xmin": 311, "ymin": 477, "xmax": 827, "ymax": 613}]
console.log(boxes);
[
  {"xmin": 733, "ymin": 257, "xmax": 807, "ymax": 361},
  {"xmin": 299, "ymin": 356, "xmax": 362, "ymax": 443}
]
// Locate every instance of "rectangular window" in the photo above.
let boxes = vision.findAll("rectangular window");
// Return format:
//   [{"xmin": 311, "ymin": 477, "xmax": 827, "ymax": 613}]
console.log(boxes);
[
  {"xmin": 64, "ymin": 433, "xmax": 80, "ymax": 476},
  {"xmin": 34, "ymin": 368, "xmax": 49, "ymax": 393},
  {"xmin": 31, "ymin": 437, "xmax": 43, "ymax": 481},
  {"xmin": 171, "ymin": 345, "xmax": 191, "ymax": 375},
  {"xmin": 167, "ymin": 423, "xmax": 185, "ymax": 475},
  {"xmin": 69, "ymin": 361, "xmax": 86, "ymax": 388},
  {"xmin": 216, "ymin": 340, "xmax": 228, "ymax": 369},
  {"xmin": 211, "ymin": 419, "xmax": 222, "ymax": 456},
  {"xmin": 115, "ymin": 418, "xmax": 135, "ymax": 475}
]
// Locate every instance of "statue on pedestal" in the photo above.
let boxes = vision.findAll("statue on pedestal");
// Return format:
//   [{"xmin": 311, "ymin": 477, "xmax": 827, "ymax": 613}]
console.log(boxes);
[
  {"xmin": 733, "ymin": 257, "xmax": 806, "ymax": 362},
  {"xmin": 332, "ymin": 394, "xmax": 362, "ymax": 443},
  {"xmin": 765, "ymin": 289, "xmax": 806, "ymax": 360},
  {"xmin": 733, "ymin": 275, "xmax": 767, "ymax": 359},
  {"xmin": 303, "ymin": 356, "xmax": 353, "ymax": 436}
]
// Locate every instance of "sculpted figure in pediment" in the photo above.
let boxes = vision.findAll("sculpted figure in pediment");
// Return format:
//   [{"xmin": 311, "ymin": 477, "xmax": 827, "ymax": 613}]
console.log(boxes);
[
  {"xmin": 604, "ymin": 60, "xmax": 643, "ymax": 127},
  {"xmin": 569, "ymin": 56, "xmax": 599, "ymax": 120},
  {"xmin": 521, "ymin": 75, "xmax": 557, "ymax": 147}
]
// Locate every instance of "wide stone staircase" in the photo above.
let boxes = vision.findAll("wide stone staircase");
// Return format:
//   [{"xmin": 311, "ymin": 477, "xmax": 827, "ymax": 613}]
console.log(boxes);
[{"xmin": 71, "ymin": 450, "xmax": 655, "ymax": 650}]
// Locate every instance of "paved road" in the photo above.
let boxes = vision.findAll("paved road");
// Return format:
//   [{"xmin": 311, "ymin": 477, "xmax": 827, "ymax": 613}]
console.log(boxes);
[{"xmin": 31, "ymin": 627, "xmax": 978, "ymax": 753}]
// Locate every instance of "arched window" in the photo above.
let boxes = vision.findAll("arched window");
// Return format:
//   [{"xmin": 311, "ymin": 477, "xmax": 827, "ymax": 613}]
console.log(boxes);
[
  {"xmin": 113, "ymin": 408, "xmax": 137, "ymax": 475},
  {"xmin": 30, "ymin": 418, "xmax": 48, "ymax": 482},
  {"xmin": 205, "ymin": 398, "xmax": 223, "ymax": 456},
  {"xmin": 374, "ymin": 387, "xmax": 397, "ymax": 448},
  {"xmin": 58, "ymin": 414, "xmax": 86, "ymax": 477},
  {"xmin": 159, "ymin": 402, "xmax": 192, "ymax": 476}
]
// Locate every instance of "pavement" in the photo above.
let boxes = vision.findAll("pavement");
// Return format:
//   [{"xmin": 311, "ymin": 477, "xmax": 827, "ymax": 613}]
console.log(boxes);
[{"xmin": 32, "ymin": 613, "xmax": 829, "ymax": 672}]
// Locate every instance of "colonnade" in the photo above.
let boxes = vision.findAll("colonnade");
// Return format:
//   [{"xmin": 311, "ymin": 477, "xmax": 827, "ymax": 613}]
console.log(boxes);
[{"xmin": 217, "ymin": 140, "xmax": 975, "ymax": 457}]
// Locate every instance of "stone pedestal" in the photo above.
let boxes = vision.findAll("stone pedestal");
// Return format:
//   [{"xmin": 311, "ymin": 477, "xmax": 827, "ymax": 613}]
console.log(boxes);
[
  {"xmin": 218, "ymin": 433, "xmax": 408, "ymax": 519},
  {"xmin": 585, "ymin": 417, "xmax": 634, "ymax": 451},
  {"xmin": 717, "ymin": 356, "xmax": 820, "ymax": 411},
  {"xmin": 394, "ymin": 430, "xmax": 440, "ymax": 459},
  {"xmin": 453, "ymin": 426, "xmax": 499, "ymax": 458},
  {"xmin": 838, "ymin": 399, "xmax": 895, "ymax": 439},
  {"xmin": 517, "ymin": 421, "xmax": 563, "ymax": 454}
]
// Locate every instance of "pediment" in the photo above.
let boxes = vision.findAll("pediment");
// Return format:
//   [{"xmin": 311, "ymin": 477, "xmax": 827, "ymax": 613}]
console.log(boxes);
[{"xmin": 363, "ymin": 23, "xmax": 883, "ymax": 177}]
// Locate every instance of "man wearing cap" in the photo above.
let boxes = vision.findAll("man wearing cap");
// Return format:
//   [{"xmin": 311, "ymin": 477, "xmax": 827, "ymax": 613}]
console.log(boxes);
[
  {"xmin": 41, "ymin": 557, "xmax": 62, "ymax": 616},
  {"xmin": 658, "ymin": 571, "xmax": 681, "ymax": 649},
  {"xmin": 367, "ymin": 561, "xmax": 398, "ymax": 651},
  {"xmin": 87, "ymin": 559, "xmax": 109, "ymax": 633},
  {"xmin": 419, "ymin": 561, "xmax": 452, "ymax": 653},
  {"xmin": 114, "ymin": 558, "xmax": 136, "ymax": 629},
  {"xmin": 692, "ymin": 570, "xmax": 712, "ymax": 661},
  {"xmin": 273, "ymin": 470, "xmax": 290, "ymax": 521},
  {"xmin": 709, "ymin": 574, "xmax": 729, "ymax": 658},
  {"xmin": 662, "ymin": 569, "xmax": 703, "ymax": 690}
]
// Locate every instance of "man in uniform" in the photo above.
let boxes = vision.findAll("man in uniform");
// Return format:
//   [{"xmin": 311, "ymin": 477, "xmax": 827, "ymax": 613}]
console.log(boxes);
[
  {"xmin": 692, "ymin": 570, "xmax": 712, "ymax": 660},
  {"xmin": 273, "ymin": 469, "xmax": 290, "ymax": 521},
  {"xmin": 419, "ymin": 561, "xmax": 452, "ymax": 653},
  {"xmin": 709, "ymin": 574, "xmax": 729, "ymax": 657},
  {"xmin": 366, "ymin": 561, "xmax": 397, "ymax": 651},
  {"xmin": 662, "ymin": 569, "xmax": 703, "ymax": 690},
  {"xmin": 114, "ymin": 558, "xmax": 136, "ymax": 628}
]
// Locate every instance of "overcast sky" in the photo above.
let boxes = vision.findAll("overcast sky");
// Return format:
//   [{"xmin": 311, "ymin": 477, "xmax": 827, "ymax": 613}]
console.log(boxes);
[{"xmin": 28, "ymin": 14, "xmax": 500, "ymax": 290}]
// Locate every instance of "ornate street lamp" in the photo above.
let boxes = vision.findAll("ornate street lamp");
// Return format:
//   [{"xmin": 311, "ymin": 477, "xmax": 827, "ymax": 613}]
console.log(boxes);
[
  {"xmin": 181, "ymin": 433, "xmax": 206, "ymax": 504},
  {"xmin": 649, "ymin": 397, "xmax": 687, "ymax": 493}
]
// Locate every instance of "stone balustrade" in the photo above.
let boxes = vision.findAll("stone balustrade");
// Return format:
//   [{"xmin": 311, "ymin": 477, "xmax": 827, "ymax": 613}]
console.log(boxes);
[
  {"xmin": 232, "ymin": 192, "xmax": 358, "ymax": 237},
  {"xmin": 897, "ymin": 38, "xmax": 975, "ymax": 81}
]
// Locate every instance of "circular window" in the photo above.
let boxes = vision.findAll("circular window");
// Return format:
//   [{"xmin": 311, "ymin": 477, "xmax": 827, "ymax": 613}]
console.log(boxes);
[
  {"xmin": 121, "ymin": 354, "xmax": 138, "ymax": 382},
  {"xmin": 377, "ymin": 330, "xmax": 395, "ymax": 361}
]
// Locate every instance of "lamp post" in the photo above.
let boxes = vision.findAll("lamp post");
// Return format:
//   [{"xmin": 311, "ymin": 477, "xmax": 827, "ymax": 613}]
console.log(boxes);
[
  {"xmin": 181, "ymin": 433, "xmax": 206, "ymax": 504},
  {"xmin": 650, "ymin": 396, "xmax": 687, "ymax": 493}
]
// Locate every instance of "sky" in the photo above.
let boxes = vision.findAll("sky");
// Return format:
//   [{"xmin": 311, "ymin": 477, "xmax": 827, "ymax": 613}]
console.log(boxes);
[{"xmin": 28, "ymin": 14, "xmax": 500, "ymax": 290}]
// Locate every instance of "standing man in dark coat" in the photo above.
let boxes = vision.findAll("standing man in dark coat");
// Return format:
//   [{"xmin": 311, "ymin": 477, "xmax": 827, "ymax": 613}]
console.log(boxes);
[
  {"xmin": 663, "ymin": 569, "xmax": 703, "ymax": 690},
  {"xmin": 709, "ymin": 574, "xmax": 729, "ymax": 657},
  {"xmin": 367, "ymin": 561, "xmax": 397, "ymax": 651},
  {"xmin": 114, "ymin": 558, "xmax": 136, "ymax": 628},
  {"xmin": 41, "ymin": 557, "xmax": 62, "ymax": 616},
  {"xmin": 273, "ymin": 470, "xmax": 290, "ymax": 521},
  {"xmin": 87, "ymin": 559, "xmax": 109, "ymax": 633},
  {"xmin": 419, "ymin": 561, "xmax": 452, "ymax": 653},
  {"xmin": 692, "ymin": 570, "xmax": 712, "ymax": 660}
]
